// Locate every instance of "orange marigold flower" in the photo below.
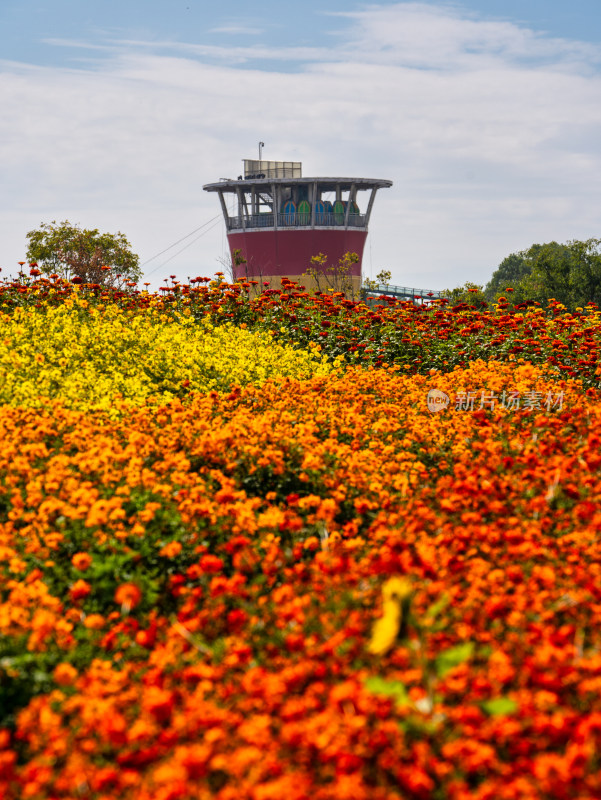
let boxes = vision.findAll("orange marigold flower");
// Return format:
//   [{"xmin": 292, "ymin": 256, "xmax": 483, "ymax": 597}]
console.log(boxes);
[
  {"xmin": 71, "ymin": 552, "xmax": 92, "ymax": 571},
  {"xmin": 114, "ymin": 582, "xmax": 142, "ymax": 611},
  {"xmin": 159, "ymin": 541, "xmax": 182, "ymax": 558},
  {"xmin": 143, "ymin": 686, "xmax": 175, "ymax": 723},
  {"xmin": 83, "ymin": 613, "xmax": 105, "ymax": 630},
  {"xmin": 53, "ymin": 662, "xmax": 78, "ymax": 686}
]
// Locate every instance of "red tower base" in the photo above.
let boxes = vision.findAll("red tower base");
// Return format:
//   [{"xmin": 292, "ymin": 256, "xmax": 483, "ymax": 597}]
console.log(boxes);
[{"xmin": 228, "ymin": 229, "xmax": 367, "ymax": 286}]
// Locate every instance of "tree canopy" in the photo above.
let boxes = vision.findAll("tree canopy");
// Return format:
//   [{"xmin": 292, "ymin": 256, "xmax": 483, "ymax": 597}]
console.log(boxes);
[
  {"xmin": 484, "ymin": 238, "xmax": 601, "ymax": 310},
  {"xmin": 484, "ymin": 251, "xmax": 534, "ymax": 301},
  {"xmin": 26, "ymin": 220, "xmax": 141, "ymax": 286}
]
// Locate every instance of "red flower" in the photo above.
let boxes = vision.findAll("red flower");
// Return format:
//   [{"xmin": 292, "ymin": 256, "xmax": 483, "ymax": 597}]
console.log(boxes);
[
  {"xmin": 199, "ymin": 555, "xmax": 223, "ymax": 574},
  {"xmin": 69, "ymin": 579, "xmax": 92, "ymax": 602}
]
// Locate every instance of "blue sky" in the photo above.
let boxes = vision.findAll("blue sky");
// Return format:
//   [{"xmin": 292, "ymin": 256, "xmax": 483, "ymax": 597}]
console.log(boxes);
[
  {"xmin": 4, "ymin": 1, "xmax": 601, "ymax": 64},
  {"xmin": 1, "ymin": 1, "xmax": 601, "ymax": 288}
]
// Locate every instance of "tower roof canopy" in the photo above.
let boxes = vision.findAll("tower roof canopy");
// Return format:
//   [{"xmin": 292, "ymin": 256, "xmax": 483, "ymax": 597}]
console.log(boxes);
[{"xmin": 203, "ymin": 176, "xmax": 393, "ymax": 193}]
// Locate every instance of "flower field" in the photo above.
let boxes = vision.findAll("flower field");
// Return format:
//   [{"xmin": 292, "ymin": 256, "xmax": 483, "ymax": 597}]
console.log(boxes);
[{"xmin": 1, "ymin": 273, "xmax": 601, "ymax": 799}]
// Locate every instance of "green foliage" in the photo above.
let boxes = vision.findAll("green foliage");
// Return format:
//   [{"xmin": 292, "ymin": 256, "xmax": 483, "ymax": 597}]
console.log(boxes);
[
  {"xmin": 442, "ymin": 281, "xmax": 487, "ymax": 308},
  {"xmin": 26, "ymin": 220, "xmax": 141, "ymax": 286},
  {"xmin": 523, "ymin": 238, "xmax": 601, "ymax": 309},
  {"xmin": 434, "ymin": 641, "xmax": 475, "ymax": 678},
  {"xmin": 376, "ymin": 269, "xmax": 392, "ymax": 285},
  {"xmin": 303, "ymin": 251, "xmax": 359, "ymax": 297},
  {"xmin": 484, "ymin": 251, "xmax": 534, "ymax": 301},
  {"xmin": 480, "ymin": 697, "xmax": 518, "ymax": 716},
  {"xmin": 364, "ymin": 676, "xmax": 410, "ymax": 706},
  {"xmin": 0, "ymin": 648, "xmax": 59, "ymax": 729},
  {"xmin": 485, "ymin": 239, "xmax": 601, "ymax": 310},
  {"xmin": 363, "ymin": 270, "xmax": 392, "ymax": 290}
]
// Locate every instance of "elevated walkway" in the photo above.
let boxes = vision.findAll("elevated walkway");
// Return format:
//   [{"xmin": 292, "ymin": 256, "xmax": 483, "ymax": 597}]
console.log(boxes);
[{"xmin": 362, "ymin": 283, "xmax": 446, "ymax": 304}]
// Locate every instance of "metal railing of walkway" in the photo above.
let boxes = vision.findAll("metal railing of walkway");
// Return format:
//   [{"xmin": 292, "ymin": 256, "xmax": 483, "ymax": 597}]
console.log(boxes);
[{"xmin": 361, "ymin": 283, "xmax": 447, "ymax": 302}]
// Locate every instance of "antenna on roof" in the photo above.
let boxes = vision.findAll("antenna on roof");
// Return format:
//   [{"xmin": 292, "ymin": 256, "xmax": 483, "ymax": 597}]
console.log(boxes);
[{"xmin": 258, "ymin": 141, "xmax": 265, "ymax": 161}]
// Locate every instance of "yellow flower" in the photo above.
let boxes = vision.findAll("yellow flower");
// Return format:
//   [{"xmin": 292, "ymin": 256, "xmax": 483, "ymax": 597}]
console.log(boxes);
[
  {"xmin": 0, "ymin": 304, "xmax": 336, "ymax": 415},
  {"xmin": 368, "ymin": 577, "xmax": 412, "ymax": 656}
]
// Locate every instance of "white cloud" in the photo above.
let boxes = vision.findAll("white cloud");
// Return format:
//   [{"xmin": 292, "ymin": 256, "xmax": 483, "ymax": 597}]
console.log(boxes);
[
  {"xmin": 208, "ymin": 26, "xmax": 265, "ymax": 36},
  {"xmin": 1, "ymin": 2, "xmax": 601, "ymax": 290},
  {"xmin": 335, "ymin": 3, "xmax": 601, "ymax": 69}
]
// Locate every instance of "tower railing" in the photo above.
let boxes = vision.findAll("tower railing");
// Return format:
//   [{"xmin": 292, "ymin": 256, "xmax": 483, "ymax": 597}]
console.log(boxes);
[{"xmin": 227, "ymin": 212, "xmax": 368, "ymax": 231}]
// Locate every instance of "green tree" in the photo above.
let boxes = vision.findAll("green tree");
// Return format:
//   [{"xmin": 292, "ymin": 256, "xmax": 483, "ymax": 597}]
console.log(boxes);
[
  {"xmin": 442, "ymin": 281, "xmax": 487, "ymax": 308},
  {"xmin": 484, "ymin": 251, "xmax": 534, "ymax": 301},
  {"xmin": 485, "ymin": 239, "xmax": 601, "ymax": 310},
  {"xmin": 363, "ymin": 269, "xmax": 392, "ymax": 291},
  {"xmin": 303, "ymin": 252, "xmax": 360, "ymax": 298},
  {"xmin": 522, "ymin": 238, "xmax": 601, "ymax": 309},
  {"xmin": 26, "ymin": 220, "xmax": 141, "ymax": 286}
]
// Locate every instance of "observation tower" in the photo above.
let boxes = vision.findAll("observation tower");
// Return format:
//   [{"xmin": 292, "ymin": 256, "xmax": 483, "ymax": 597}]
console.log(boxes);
[{"xmin": 203, "ymin": 158, "xmax": 392, "ymax": 291}]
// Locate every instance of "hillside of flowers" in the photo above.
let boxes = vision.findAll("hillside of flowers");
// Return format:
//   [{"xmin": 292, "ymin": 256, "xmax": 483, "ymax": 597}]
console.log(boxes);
[{"xmin": 1, "ymin": 270, "xmax": 601, "ymax": 799}]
